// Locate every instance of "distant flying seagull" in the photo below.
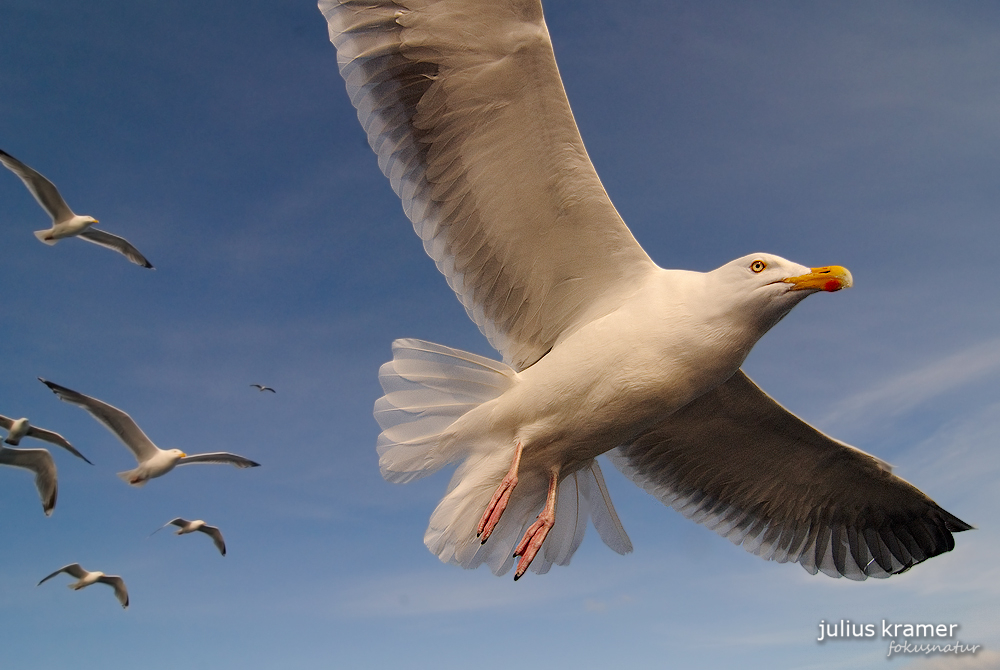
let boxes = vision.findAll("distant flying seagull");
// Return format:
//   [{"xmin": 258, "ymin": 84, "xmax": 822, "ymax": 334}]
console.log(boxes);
[
  {"xmin": 0, "ymin": 148, "xmax": 153, "ymax": 268},
  {"xmin": 153, "ymin": 518, "xmax": 227, "ymax": 556},
  {"xmin": 0, "ymin": 414, "xmax": 92, "ymax": 464},
  {"xmin": 38, "ymin": 563, "xmax": 129, "ymax": 609},
  {"xmin": 250, "ymin": 384, "xmax": 275, "ymax": 393},
  {"xmin": 321, "ymin": 0, "xmax": 970, "ymax": 581},
  {"xmin": 0, "ymin": 446, "xmax": 58, "ymax": 516},
  {"xmin": 39, "ymin": 378, "xmax": 261, "ymax": 486}
]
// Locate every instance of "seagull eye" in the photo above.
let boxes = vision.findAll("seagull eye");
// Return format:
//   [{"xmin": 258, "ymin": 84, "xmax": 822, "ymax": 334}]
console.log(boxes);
[{"xmin": 750, "ymin": 260, "xmax": 767, "ymax": 273}]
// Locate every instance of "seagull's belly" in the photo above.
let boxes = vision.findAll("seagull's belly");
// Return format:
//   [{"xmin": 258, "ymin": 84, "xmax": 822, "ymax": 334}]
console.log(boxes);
[
  {"xmin": 51, "ymin": 216, "xmax": 94, "ymax": 239},
  {"xmin": 6, "ymin": 418, "xmax": 29, "ymax": 444},
  {"xmin": 473, "ymin": 305, "xmax": 747, "ymax": 476},
  {"xmin": 141, "ymin": 451, "xmax": 181, "ymax": 480}
]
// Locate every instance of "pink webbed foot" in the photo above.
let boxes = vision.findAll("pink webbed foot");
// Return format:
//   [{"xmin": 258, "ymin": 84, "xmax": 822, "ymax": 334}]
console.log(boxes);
[
  {"xmin": 513, "ymin": 469, "xmax": 559, "ymax": 581},
  {"xmin": 477, "ymin": 442, "xmax": 523, "ymax": 544}
]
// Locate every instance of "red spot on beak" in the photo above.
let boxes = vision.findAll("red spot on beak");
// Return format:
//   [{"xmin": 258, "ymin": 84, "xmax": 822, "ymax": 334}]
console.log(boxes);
[{"xmin": 823, "ymin": 279, "xmax": 841, "ymax": 292}]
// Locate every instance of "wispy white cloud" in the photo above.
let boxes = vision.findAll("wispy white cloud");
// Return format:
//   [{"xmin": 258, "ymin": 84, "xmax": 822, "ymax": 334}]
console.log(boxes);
[{"xmin": 821, "ymin": 338, "xmax": 1000, "ymax": 429}]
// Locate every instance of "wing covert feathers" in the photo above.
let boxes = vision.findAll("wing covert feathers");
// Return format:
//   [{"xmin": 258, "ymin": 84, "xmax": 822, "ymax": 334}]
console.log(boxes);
[
  {"xmin": 607, "ymin": 371, "xmax": 972, "ymax": 580},
  {"xmin": 321, "ymin": 0, "xmax": 657, "ymax": 370}
]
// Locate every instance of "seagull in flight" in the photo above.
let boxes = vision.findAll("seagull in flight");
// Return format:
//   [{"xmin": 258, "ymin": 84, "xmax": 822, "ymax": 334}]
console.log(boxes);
[
  {"xmin": 0, "ymin": 414, "xmax": 92, "ymax": 464},
  {"xmin": 38, "ymin": 563, "xmax": 129, "ymax": 609},
  {"xmin": 321, "ymin": 0, "xmax": 970, "ymax": 581},
  {"xmin": 152, "ymin": 517, "xmax": 227, "ymax": 556},
  {"xmin": 39, "ymin": 379, "xmax": 260, "ymax": 486},
  {"xmin": 250, "ymin": 384, "xmax": 276, "ymax": 393},
  {"xmin": 0, "ymin": 148, "xmax": 153, "ymax": 268}
]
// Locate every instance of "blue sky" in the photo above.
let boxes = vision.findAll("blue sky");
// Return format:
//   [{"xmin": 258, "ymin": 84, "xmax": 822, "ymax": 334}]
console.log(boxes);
[{"xmin": 1, "ymin": 1, "xmax": 998, "ymax": 668}]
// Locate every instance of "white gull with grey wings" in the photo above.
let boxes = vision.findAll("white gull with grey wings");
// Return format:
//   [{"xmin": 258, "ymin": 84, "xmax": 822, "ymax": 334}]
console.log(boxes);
[
  {"xmin": 39, "ymin": 379, "xmax": 259, "ymax": 486},
  {"xmin": 38, "ymin": 563, "xmax": 129, "ymax": 609},
  {"xmin": 321, "ymin": 0, "xmax": 970, "ymax": 581},
  {"xmin": 0, "ymin": 148, "xmax": 153, "ymax": 268}
]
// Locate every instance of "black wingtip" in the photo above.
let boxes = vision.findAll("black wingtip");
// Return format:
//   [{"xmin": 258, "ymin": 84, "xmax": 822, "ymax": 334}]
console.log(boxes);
[{"xmin": 946, "ymin": 515, "xmax": 975, "ymax": 533}]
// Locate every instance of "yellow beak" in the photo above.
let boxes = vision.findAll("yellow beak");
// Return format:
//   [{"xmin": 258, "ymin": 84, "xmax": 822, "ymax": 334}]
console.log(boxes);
[{"xmin": 783, "ymin": 265, "xmax": 853, "ymax": 292}]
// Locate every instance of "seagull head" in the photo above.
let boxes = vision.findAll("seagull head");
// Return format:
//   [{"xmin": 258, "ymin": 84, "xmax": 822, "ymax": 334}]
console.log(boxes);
[{"xmin": 707, "ymin": 253, "xmax": 852, "ymax": 336}]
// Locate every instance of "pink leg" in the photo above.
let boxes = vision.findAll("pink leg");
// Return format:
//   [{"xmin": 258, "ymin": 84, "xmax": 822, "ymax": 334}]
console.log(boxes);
[
  {"xmin": 477, "ymin": 441, "xmax": 523, "ymax": 543},
  {"xmin": 513, "ymin": 467, "xmax": 559, "ymax": 581}
]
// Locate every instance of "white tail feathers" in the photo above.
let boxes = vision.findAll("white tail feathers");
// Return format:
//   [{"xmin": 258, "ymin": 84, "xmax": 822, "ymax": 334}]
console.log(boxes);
[
  {"xmin": 375, "ymin": 339, "xmax": 632, "ymax": 576},
  {"xmin": 116, "ymin": 469, "xmax": 147, "ymax": 487},
  {"xmin": 375, "ymin": 339, "xmax": 516, "ymax": 483},
  {"xmin": 426, "ymin": 460, "xmax": 633, "ymax": 577},
  {"xmin": 34, "ymin": 229, "xmax": 58, "ymax": 245}
]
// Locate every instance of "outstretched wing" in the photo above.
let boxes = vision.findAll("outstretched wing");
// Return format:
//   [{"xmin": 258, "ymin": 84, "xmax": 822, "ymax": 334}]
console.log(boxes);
[
  {"xmin": 200, "ymin": 525, "xmax": 227, "ymax": 556},
  {"xmin": 606, "ymin": 371, "xmax": 972, "ymax": 580},
  {"xmin": 77, "ymin": 228, "xmax": 154, "ymax": 268},
  {"xmin": 0, "ymin": 446, "xmax": 58, "ymax": 516},
  {"xmin": 98, "ymin": 575, "xmax": 129, "ymax": 609},
  {"xmin": 39, "ymin": 379, "xmax": 160, "ymax": 463},
  {"xmin": 37, "ymin": 563, "xmax": 86, "ymax": 585},
  {"xmin": 0, "ymin": 149, "xmax": 74, "ymax": 222},
  {"xmin": 177, "ymin": 452, "xmax": 260, "ymax": 468},
  {"xmin": 150, "ymin": 517, "xmax": 188, "ymax": 536},
  {"xmin": 25, "ymin": 425, "xmax": 92, "ymax": 465},
  {"xmin": 321, "ymin": 0, "xmax": 658, "ymax": 370}
]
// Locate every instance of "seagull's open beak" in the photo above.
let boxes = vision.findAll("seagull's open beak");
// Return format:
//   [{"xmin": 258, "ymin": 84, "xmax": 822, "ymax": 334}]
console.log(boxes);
[{"xmin": 783, "ymin": 266, "xmax": 853, "ymax": 292}]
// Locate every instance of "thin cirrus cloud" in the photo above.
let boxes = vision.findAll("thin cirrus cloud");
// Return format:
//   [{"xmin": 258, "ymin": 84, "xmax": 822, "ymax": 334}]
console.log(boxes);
[{"xmin": 820, "ymin": 337, "xmax": 1000, "ymax": 429}]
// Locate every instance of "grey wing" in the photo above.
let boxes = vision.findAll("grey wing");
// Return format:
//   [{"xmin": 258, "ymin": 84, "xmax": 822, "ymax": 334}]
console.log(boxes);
[
  {"xmin": 77, "ymin": 228, "xmax": 154, "ymax": 269},
  {"xmin": 606, "ymin": 371, "xmax": 973, "ymax": 580},
  {"xmin": 98, "ymin": 575, "xmax": 129, "ymax": 609},
  {"xmin": 38, "ymin": 563, "xmax": 86, "ymax": 585},
  {"xmin": 151, "ymin": 517, "xmax": 188, "ymax": 535},
  {"xmin": 0, "ymin": 447, "xmax": 58, "ymax": 516},
  {"xmin": 201, "ymin": 525, "xmax": 227, "ymax": 556},
  {"xmin": 0, "ymin": 149, "xmax": 74, "ymax": 222},
  {"xmin": 0, "ymin": 415, "xmax": 12, "ymax": 431},
  {"xmin": 177, "ymin": 452, "xmax": 260, "ymax": 468},
  {"xmin": 39, "ymin": 379, "xmax": 160, "ymax": 463},
  {"xmin": 25, "ymin": 426, "xmax": 93, "ymax": 465},
  {"xmin": 321, "ymin": 0, "xmax": 658, "ymax": 370}
]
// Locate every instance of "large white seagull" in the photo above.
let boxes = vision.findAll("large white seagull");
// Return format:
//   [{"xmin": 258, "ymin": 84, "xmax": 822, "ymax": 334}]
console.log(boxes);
[{"xmin": 320, "ymin": 0, "xmax": 970, "ymax": 581}]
